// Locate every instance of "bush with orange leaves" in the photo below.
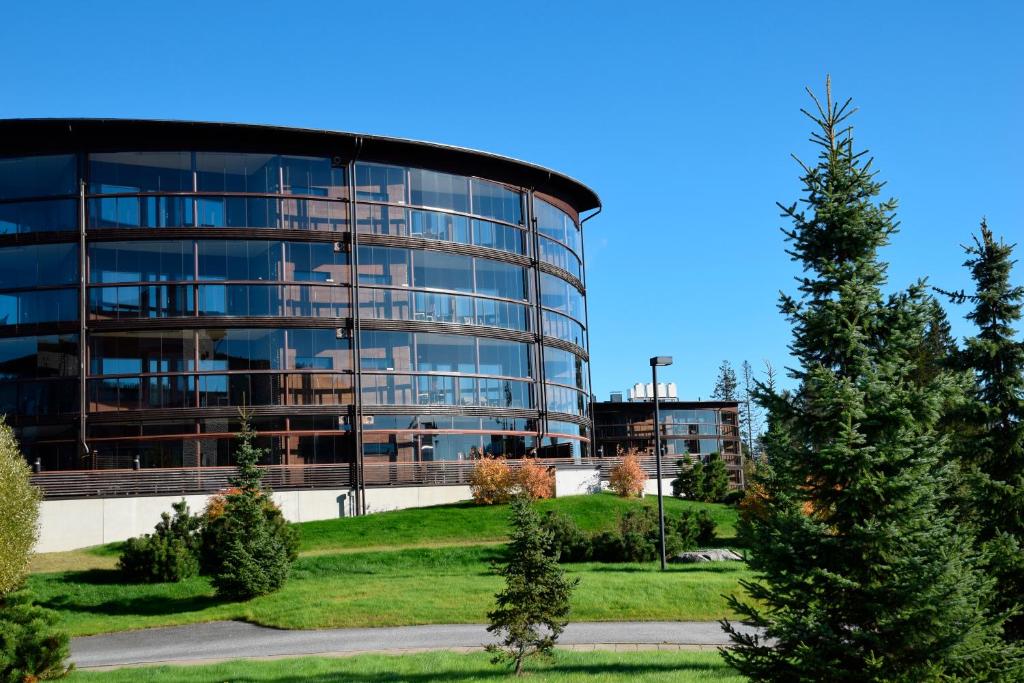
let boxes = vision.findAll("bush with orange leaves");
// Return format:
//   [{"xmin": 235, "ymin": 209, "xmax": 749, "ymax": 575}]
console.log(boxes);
[
  {"xmin": 470, "ymin": 457, "xmax": 555, "ymax": 504},
  {"xmin": 470, "ymin": 457, "xmax": 516, "ymax": 504},
  {"xmin": 516, "ymin": 458, "xmax": 555, "ymax": 500},
  {"xmin": 608, "ymin": 451, "xmax": 647, "ymax": 498}
]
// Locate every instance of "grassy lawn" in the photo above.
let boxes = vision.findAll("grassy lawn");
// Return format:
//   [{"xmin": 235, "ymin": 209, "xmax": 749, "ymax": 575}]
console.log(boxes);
[
  {"xmin": 29, "ymin": 493, "xmax": 750, "ymax": 636},
  {"xmin": 69, "ymin": 650, "xmax": 745, "ymax": 682}
]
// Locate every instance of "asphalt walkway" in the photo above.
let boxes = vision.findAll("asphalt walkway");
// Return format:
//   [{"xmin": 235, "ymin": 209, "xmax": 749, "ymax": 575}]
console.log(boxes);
[{"xmin": 72, "ymin": 620, "xmax": 753, "ymax": 669}]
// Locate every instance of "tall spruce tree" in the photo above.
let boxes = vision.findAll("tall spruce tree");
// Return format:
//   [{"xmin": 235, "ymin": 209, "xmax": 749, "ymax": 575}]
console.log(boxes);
[
  {"xmin": 712, "ymin": 360, "xmax": 739, "ymax": 401},
  {"xmin": 949, "ymin": 220, "xmax": 1024, "ymax": 640},
  {"xmin": 722, "ymin": 79, "xmax": 1018, "ymax": 681}
]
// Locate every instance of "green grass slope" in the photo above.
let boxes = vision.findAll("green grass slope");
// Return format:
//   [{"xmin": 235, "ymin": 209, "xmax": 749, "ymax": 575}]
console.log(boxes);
[
  {"xmin": 69, "ymin": 650, "xmax": 745, "ymax": 682},
  {"xmin": 29, "ymin": 493, "xmax": 749, "ymax": 636}
]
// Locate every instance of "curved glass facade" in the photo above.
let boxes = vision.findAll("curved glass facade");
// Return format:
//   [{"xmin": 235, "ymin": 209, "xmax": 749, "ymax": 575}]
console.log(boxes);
[{"xmin": 0, "ymin": 123, "xmax": 596, "ymax": 482}]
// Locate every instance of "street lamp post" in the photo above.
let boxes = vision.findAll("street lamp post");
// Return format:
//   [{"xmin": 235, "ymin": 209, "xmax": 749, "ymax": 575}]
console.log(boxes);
[{"xmin": 650, "ymin": 355, "xmax": 673, "ymax": 571}]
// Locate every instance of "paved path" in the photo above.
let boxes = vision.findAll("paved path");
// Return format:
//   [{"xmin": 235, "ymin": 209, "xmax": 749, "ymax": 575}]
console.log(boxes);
[{"xmin": 72, "ymin": 621, "xmax": 752, "ymax": 669}]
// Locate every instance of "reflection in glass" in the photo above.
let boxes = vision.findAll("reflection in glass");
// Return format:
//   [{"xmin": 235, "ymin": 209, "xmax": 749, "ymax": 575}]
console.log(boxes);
[
  {"xmin": 542, "ymin": 310, "xmax": 586, "ymax": 347},
  {"xmin": 470, "ymin": 178, "xmax": 522, "ymax": 224},
  {"xmin": 539, "ymin": 236, "xmax": 582, "ymax": 280},
  {"xmin": 89, "ymin": 152, "xmax": 192, "ymax": 194},
  {"xmin": 91, "ymin": 331, "xmax": 193, "ymax": 375},
  {"xmin": 0, "ymin": 199, "xmax": 77, "ymax": 234},
  {"xmin": 0, "ymin": 244, "xmax": 78, "ymax": 289},
  {"xmin": 543, "ymin": 346, "xmax": 587, "ymax": 391},
  {"xmin": 90, "ymin": 241, "xmax": 192, "ymax": 283},
  {"xmin": 535, "ymin": 197, "xmax": 581, "ymax": 255},
  {"xmin": 540, "ymin": 273, "xmax": 585, "ymax": 320},
  {"xmin": 409, "ymin": 168, "xmax": 469, "ymax": 212},
  {"xmin": 0, "ymin": 289, "xmax": 78, "ymax": 326},
  {"xmin": 0, "ymin": 335, "xmax": 78, "ymax": 379},
  {"xmin": 89, "ymin": 285, "xmax": 193, "ymax": 319}
]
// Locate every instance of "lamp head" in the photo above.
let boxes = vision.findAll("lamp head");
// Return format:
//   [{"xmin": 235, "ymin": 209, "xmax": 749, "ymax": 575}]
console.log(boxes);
[{"xmin": 649, "ymin": 356, "xmax": 673, "ymax": 367}]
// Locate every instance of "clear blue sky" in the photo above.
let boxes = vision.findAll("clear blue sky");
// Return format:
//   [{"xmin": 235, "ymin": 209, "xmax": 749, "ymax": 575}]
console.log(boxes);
[{"xmin": 2, "ymin": 1, "xmax": 1021, "ymax": 400}]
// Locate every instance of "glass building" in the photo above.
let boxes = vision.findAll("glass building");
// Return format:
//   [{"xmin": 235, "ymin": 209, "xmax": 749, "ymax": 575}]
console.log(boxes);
[
  {"xmin": 592, "ymin": 399, "xmax": 742, "ymax": 475},
  {"xmin": 0, "ymin": 119, "xmax": 598, "ymax": 505}
]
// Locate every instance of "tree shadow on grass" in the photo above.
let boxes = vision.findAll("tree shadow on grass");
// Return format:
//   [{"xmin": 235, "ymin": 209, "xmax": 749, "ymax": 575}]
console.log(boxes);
[
  {"xmin": 54, "ymin": 568, "xmax": 125, "ymax": 585},
  {"xmin": 185, "ymin": 660, "xmax": 728, "ymax": 683},
  {"xmin": 41, "ymin": 592, "xmax": 225, "ymax": 618}
]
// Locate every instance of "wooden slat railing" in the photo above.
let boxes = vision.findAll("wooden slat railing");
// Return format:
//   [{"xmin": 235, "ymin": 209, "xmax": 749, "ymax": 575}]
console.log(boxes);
[{"xmin": 30, "ymin": 454, "xmax": 741, "ymax": 499}]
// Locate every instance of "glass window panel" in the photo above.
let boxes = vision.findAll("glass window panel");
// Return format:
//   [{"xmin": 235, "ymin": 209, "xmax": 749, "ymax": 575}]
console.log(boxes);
[
  {"xmin": 470, "ymin": 179, "xmax": 522, "ymax": 224},
  {"xmin": 91, "ymin": 330, "xmax": 193, "ymax": 375},
  {"xmin": 359, "ymin": 330, "xmax": 413, "ymax": 371},
  {"xmin": 197, "ymin": 240, "xmax": 279, "ymax": 281},
  {"xmin": 410, "ymin": 209, "xmax": 470, "ymax": 243},
  {"xmin": 409, "ymin": 169, "xmax": 469, "ymax": 212},
  {"xmin": 89, "ymin": 152, "xmax": 192, "ymax": 194},
  {"xmin": 1, "ymin": 289, "xmax": 78, "ymax": 325},
  {"xmin": 415, "ymin": 333, "xmax": 476, "ymax": 373},
  {"xmin": 543, "ymin": 346, "xmax": 587, "ymax": 389},
  {"xmin": 89, "ymin": 241, "xmax": 192, "ymax": 283},
  {"xmin": 540, "ymin": 273, "xmax": 585, "ymax": 320},
  {"xmin": 534, "ymin": 198, "xmax": 581, "ymax": 254},
  {"xmin": 0, "ymin": 155, "xmax": 76, "ymax": 199},
  {"xmin": 354, "ymin": 163, "xmax": 407, "ymax": 203},
  {"xmin": 416, "ymin": 374, "xmax": 457, "ymax": 405},
  {"xmin": 280, "ymin": 197, "xmax": 347, "ymax": 232},
  {"xmin": 196, "ymin": 329, "xmax": 284, "ymax": 371},
  {"xmin": 363, "ymin": 414, "xmax": 420, "ymax": 430},
  {"xmin": 475, "ymin": 298, "xmax": 527, "ymax": 331},
  {"xmin": 355, "ymin": 204, "xmax": 408, "ymax": 236},
  {"xmin": 88, "ymin": 196, "xmax": 194, "ymax": 229},
  {"xmin": 545, "ymin": 384, "xmax": 588, "ymax": 416},
  {"xmin": 4, "ymin": 378, "xmax": 78, "ymax": 415},
  {"xmin": 288, "ymin": 328, "xmax": 351, "ymax": 371},
  {"xmin": 0, "ymin": 334, "xmax": 78, "ymax": 380},
  {"xmin": 542, "ymin": 310, "xmax": 585, "ymax": 347},
  {"xmin": 196, "ymin": 153, "xmax": 279, "ymax": 194},
  {"xmin": 284, "ymin": 241, "xmax": 347, "ymax": 283},
  {"xmin": 358, "ymin": 287, "xmax": 411, "ymax": 321},
  {"xmin": 472, "ymin": 219, "xmax": 525, "ymax": 255},
  {"xmin": 196, "ymin": 196, "xmax": 278, "ymax": 229},
  {"xmin": 280, "ymin": 156, "xmax": 345, "ymax": 198},
  {"xmin": 0, "ymin": 244, "xmax": 78, "ymax": 289},
  {"xmin": 361, "ymin": 373, "xmax": 415, "ymax": 406},
  {"xmin": 412, "ymin": 250, "xmax": 472, "ymax": 292},
  {"xmin": 357, "ymin": 246, "xmax": 409, "ymax": 286},
  {"xmin": 282, "ymin": 284, "xmax": 349, "ymax": 318},
  {"xmin": 539, "ymin": 237, "xmax": 582, "ymax": 279},
  {"xmin": 0, "ymin": 199, "xmax": 76, "ymax": 234},
  {"xmin": 474, "ymin": 258, "xmax": 526, "ymax": 300},
  {"xmin": 479, "ymin": 338, "xmax": 531, "ymax": 378}
]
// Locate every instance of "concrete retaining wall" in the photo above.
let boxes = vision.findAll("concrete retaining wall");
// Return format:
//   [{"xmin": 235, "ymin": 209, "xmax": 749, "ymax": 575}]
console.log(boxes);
[
  {"xmin": 364, "ymin": 485, "xmax": 473, "ymax": 514},
  {"xmin": 37, "ymin": 487, "xmax": 357, "ymax": 553},
  {"xmin": 555, "ymin": 466, "xmax": 601, "ymax": 496}
]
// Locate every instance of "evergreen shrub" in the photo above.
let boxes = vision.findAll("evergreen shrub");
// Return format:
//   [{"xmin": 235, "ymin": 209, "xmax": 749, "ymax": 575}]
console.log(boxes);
[
  {"xmin": 117, "ymin": 500, "xmax": 201, "ymax": 583},
  {"xmin": 0, "ymin": 590, "xmax": 71, "ymax": 683}
]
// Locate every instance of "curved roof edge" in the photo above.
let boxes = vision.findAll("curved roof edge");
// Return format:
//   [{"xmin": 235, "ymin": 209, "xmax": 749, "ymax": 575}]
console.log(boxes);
[{"xmin": 0, "ymin": 118, "xmax": 601, "ymax": 214}]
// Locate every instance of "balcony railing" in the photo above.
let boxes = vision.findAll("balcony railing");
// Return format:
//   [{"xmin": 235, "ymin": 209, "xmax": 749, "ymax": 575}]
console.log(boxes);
[{"xmin": 30, "ymin": 455, "xmax": 739, "ymax": 499}]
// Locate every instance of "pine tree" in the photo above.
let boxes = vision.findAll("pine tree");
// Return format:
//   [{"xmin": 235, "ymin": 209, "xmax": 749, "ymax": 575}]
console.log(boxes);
[
  {"xmin": 722, "ymin": 79, "xmax": 1018, "ymax": 681},
  {"xmin": 948, "ymin": 220, "xmax": 1024, "ymax": 640},
  {"xmin": 703, "ymin": 452, "xmax": 730, "ymax": 502},
  {"xmin": 712, "ymin": 360, "xmax": 739, "ymax": 401},
  {"xmin": 487, "ymin": 495, "xmax": 579, "ymax": 676},
  {"xmin": 208, "ymin": 417, "xmax": 295, "ymax": 600}
]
